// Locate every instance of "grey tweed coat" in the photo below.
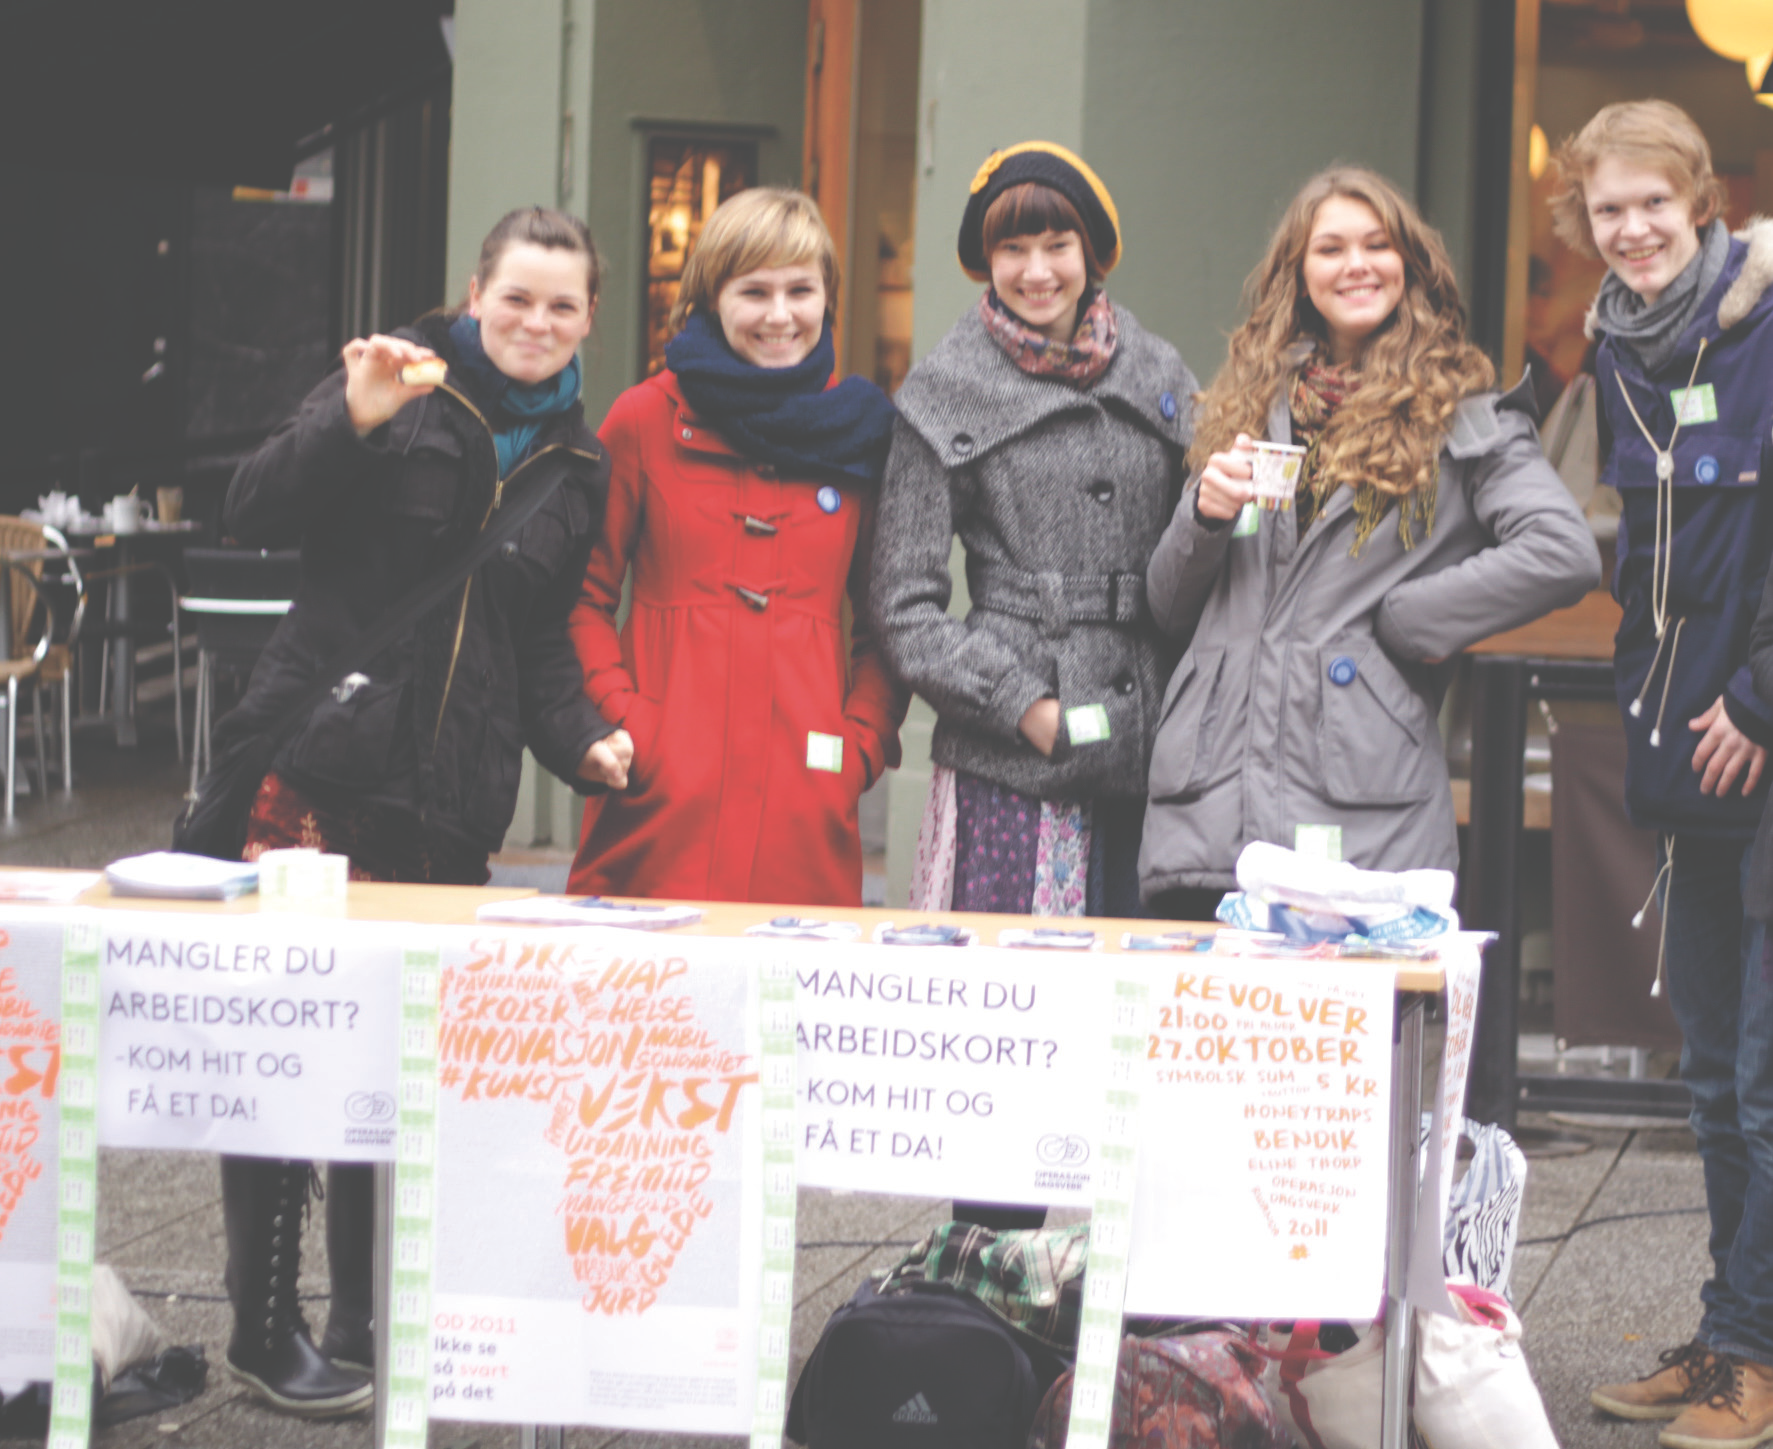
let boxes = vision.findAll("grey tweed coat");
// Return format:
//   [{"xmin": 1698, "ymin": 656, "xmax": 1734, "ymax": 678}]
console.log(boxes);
[{"xmin": 871, "ymin": 302, "xmax": 1197, "ymax": 800}]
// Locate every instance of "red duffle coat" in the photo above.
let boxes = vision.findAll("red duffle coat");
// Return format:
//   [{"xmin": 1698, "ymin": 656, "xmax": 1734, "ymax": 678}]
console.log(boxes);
[{"xmin": 566, "ymin": 369, "xmax": 905, "ymax": 905}]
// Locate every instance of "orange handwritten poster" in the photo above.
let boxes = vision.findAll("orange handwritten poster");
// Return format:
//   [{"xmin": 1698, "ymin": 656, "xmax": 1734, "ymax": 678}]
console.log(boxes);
[
  {"xmin": 0, "ymin": 918, "xmax": 64, "ymax": 1394},
  {"xmin": 1125, "ymin": 957, "xmax": 1396, "ymax": 1319},
  {"xmin": 429, "ymin": 929, "xmax": 766, "ymax": 1433}
]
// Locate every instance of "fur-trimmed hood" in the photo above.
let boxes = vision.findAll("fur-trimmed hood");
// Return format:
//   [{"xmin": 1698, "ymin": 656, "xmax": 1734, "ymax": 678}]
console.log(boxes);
[{"xmin": 1585, "ymin": 216, "xmax": 1773, "ymax": 340}]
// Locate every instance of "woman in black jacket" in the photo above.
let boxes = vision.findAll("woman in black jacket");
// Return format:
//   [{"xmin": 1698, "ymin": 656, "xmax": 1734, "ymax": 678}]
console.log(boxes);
[{"xmin": 212, "ymin": 206, "xmax": 629, "ymax": 1416}]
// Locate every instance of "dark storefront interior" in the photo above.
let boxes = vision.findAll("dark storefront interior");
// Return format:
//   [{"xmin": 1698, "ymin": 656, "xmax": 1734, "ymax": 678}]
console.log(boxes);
[{"xmin": 0, "ymin": 0, "xmax": 455, "ymax": 525}]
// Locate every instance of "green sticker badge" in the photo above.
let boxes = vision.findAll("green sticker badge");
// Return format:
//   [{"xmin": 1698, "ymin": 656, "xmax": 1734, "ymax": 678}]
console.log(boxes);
[
  {"xmin": 1066, "ymin": 704, "xmax": 1111, "ymax": 746},
  {"xmin": 1672, "ymin": 383, "xmax": 1718, "ymax": 425},
  {"xmin": 1295, "ymin": 824, "xmax": 1343, "ymax": 862},
  {"xmin": 805, "ymin": 732, "xmax": 843, "ymax": 774},
  {"xmin": 1232, "ymin": 501, "xmax": 1260, "ymax": 538}
]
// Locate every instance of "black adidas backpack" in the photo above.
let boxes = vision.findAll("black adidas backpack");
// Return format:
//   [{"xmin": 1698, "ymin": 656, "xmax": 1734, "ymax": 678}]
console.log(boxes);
[{"xmin": 787, "ymin": 1275, "xmax": 1058, "ymax": 1449}]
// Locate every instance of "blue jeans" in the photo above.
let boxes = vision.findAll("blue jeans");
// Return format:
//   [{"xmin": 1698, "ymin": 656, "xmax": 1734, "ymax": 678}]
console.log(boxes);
[{"xmin": 1659, "ymin": 833, "xmax": 1773, "ymax": 1368}]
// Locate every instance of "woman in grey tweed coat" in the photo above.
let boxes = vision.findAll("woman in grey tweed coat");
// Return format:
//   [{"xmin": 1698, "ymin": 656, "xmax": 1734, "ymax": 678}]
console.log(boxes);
[{"xmin": 871, "ymin": 142, "xmax": 1197, "ymax": 925}]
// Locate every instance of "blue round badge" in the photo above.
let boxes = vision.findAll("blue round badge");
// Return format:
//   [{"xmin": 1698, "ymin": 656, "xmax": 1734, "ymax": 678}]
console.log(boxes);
[
  {"xmin": 1695, "ymin": 454, "xmax": 1720, "ymax": 485},
  {"xmin": 1160, "ymin": 391, "xmax": 1177, "ymax": 421},
  {"xmin": 1328, "ymin": 656, "xmax": 1358, "ymax": 687},
  {"xmin": 816, "ymin": 485, "xmax": 842, "ymax": 514}
]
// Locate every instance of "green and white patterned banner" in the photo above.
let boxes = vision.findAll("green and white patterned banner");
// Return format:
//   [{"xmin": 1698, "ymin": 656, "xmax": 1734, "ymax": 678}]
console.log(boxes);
[
  {"xmin": 49, "ymin": 915, "xmax": 101, "ymax": 1449},
  {"xmin": 1063, "ymin": 975, "xmax": 1151, "ymax": 1449},
  {"xmin": 384, "ymin": 945, "xmax": 442, "ymax": 1449},
  {"xmin": 751, "ymin": 957, "xmax": 798, "ymax": 1449}
]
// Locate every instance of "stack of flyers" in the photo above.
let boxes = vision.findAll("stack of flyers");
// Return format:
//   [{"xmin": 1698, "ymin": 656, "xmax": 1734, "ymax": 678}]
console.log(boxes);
[
  {"xmin": 106, "ymin": 852, "xmax": 259, "ymax": 900},
  {"xmin": 0, "ymin": 869, "xmax": 102, "ymax": 902},
  {"xmin": 872, "ymin": 922, "xmax": 976, "ymax": 947},
  {"xmin": 1120, "ymin": 930, "xmax": 1217, "ymax": 952},
  {"xmin": 744, "ymin": 916, "xmax": 862, "ymax": 941},
  {"xmin": 474, "ymin": 896, "xmax": 703, "ymax": 930},
  {"xmin": 998, "ymin": 927, "xmax": 1099, "ymax": 950}
]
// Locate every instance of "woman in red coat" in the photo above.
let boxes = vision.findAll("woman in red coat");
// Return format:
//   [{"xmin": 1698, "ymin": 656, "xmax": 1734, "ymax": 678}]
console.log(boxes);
[{"xmin": 567, "ymin": 188, "xmax": 904, "ymax": 904}]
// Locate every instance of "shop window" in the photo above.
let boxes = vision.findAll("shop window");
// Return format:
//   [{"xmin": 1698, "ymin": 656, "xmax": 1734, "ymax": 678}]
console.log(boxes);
[{"xmin": 642, "ymin": 135, "xmax": 757, "ymax": 376}]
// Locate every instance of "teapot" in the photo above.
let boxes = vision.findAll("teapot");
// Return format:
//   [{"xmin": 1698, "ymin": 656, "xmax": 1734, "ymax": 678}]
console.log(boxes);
[{"xmin": 35, "ymin": 491, "xmax": 75, "ymax": 528}]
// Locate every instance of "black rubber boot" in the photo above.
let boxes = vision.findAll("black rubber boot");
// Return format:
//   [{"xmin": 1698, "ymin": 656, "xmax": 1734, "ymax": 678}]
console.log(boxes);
[
  {"xmin": 220, "ymin": 1155, "xmax": 373, "ymax": 1418},
  {"xmin": 317, "ymin": 1162, "xmax": 375, "ymax": 1372}
]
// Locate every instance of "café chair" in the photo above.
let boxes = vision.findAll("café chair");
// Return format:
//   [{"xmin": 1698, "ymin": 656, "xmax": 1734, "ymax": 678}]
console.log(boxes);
[
  {"xmin": 0, "ymin": 516, "xmax": 88, "ymax": 818},
  {"xmin": 180, "ymin": 548, "xmax": 299, "ymax": 797}
]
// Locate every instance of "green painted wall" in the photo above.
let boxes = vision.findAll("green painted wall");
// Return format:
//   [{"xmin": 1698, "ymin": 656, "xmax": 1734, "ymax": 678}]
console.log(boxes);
[
  {"xmin": 581, "ymin": 0, "xmax": 808, "ymax": 430},
  {"xmin": 445, "ymin": 0, "xmax": 567, "ymax": 303}
]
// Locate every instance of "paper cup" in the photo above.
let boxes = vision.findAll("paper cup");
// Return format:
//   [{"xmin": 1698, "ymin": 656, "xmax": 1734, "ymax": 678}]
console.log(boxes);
[
  {"xmin": 1248, "ymin": 442, "xmax": 1306, "ymax": 509},
  {"xmin": 257, "ymin": 847, "xmax": 349, "ymax": 914}
]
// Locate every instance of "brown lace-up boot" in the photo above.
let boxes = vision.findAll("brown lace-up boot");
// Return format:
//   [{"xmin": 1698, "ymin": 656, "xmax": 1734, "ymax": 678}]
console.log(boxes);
[
  {"xmin": 1593, "ymin": 1341, "xmax": 1731, "ymax": 1421},
  {"xmin": 1660, "ymin": 1356, "xmax": 1773, "ymax": 1449}
]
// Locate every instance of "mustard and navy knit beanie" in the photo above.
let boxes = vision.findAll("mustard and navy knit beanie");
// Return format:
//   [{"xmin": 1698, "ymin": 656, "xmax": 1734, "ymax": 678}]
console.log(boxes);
[{"xmin": 956, "ymin": 141, "xmax": 1121, "ymax": 282}]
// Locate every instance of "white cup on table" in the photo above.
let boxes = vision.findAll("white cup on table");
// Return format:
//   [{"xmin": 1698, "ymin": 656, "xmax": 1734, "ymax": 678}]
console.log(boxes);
[{"xmin": 104, "ymin": 495, "xmax": 148, "ymax": 534}]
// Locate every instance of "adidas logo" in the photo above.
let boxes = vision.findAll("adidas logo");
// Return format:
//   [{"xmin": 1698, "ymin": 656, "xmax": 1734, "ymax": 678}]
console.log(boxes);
[{"xmin": 891, "ymin": 1392, "xmax": 939, "ymax": 1426}]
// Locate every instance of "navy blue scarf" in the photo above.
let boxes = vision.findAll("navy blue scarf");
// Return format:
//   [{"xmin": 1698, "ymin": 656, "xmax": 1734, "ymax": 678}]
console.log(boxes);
[
  {"xmin": 447, "ymin": 314, "xmax": 583, "ymax": 478},
  {"xmin": 663, "ymin": 310, "xmax": 896, "ymax": 484}
]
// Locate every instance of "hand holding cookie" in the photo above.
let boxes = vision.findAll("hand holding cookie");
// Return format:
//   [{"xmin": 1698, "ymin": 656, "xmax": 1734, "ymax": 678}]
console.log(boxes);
[{"xmin": 342, "ymin": 335, "xmax": 444, "ymax": 436}]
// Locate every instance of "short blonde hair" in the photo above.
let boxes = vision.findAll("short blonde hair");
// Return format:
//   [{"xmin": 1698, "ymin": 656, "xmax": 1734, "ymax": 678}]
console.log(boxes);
[
  {"xmin": 1549, "ymin": 100, "xmax": 1726, "ymax": 257},
  {"xmin": 668, "ymin": 187, "xmax": 839, "ymax": 333}
]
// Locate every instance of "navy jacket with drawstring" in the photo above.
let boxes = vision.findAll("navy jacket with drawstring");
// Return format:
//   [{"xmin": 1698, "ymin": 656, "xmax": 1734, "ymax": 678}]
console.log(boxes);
[{"xmin": 1599, "ymin": 218, "xmax": 1773, "ymax": 838}]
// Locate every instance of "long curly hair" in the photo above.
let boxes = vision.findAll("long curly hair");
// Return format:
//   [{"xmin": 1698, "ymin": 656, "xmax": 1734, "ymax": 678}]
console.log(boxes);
[{"xmin": 1191, "ymin": 167, "xmax": 1493, "ymax": 507}]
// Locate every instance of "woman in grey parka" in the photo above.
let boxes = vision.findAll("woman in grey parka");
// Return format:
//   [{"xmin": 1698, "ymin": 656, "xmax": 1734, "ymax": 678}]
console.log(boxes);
[
  {"xmin": 1139, "ymin": 167, "xmax": 1600, "ymax": 919},
  {"xmin": 873, "ymin": 142, "xmax": 1197, "ymax": 925}
]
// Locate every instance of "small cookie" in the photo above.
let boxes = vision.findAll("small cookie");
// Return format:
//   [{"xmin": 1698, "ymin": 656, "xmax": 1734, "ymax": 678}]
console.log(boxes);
[{"xmin": 400, "ymin": 358, "xmax": 447, "ymax": 387}]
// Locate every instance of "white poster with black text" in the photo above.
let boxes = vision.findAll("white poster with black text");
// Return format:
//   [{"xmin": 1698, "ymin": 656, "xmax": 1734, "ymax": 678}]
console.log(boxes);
[
  {"xmin": 96, "ymin": 912, "xmax": 403, "ymax": 1160},
  {"xmin": 792, "ymin": 943, "xmax": 1113, "ymax": 1206}
]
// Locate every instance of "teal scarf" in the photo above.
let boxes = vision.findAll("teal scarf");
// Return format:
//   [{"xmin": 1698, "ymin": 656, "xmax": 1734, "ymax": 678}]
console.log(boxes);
[{"xmin": 447, "ymin": 314, "xmax": 583, "ymax": 477}]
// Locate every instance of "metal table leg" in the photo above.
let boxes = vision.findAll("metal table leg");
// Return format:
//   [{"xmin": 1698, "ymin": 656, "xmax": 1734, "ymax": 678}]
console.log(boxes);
[
  {"xmin": 107, "ymin": 552, "xmax": 136, "ymax": 747},
  {"xmin": 375, "ymin": 1162, "xmax": 393, "ymax": 1448},
  {"xmin": 1464, "ymin": 656, "xmax": 1526, "ymax": 1128},
  {"xmin": 1380, "ymin": 994, "xmax": 1426, "ymax": 1449}
]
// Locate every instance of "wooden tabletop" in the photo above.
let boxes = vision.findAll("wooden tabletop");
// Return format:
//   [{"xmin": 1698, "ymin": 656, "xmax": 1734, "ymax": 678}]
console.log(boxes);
[
  {"xmin": 1466, "ymin": 587, "xmax": 1620, "ymax": 661},
  {"xmin": 37, "ymin": 875, "xmax": 1448, "ymax": 993}
]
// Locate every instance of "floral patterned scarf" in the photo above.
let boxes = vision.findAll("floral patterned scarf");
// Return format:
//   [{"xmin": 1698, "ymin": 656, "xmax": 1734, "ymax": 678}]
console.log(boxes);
[
  {"xmin": 978, "ymin": 287, "xmax": 1119, "ymax": 385},
  {"xmin": 1290, "ymin": 358, "xmax": 1436, "ymax": 555}
]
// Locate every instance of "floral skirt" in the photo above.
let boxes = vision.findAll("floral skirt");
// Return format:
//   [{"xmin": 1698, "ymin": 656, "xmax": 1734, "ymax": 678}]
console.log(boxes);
[{"xmin": 910, "ymin": 766, "xmax": 1146, "ymax": 918}]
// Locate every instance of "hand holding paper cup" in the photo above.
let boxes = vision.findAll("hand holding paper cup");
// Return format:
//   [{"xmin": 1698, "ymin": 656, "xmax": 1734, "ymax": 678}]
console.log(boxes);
[{"xmin": 1248, "ymin": 441, "xmax": 1306, "ymax": 511}]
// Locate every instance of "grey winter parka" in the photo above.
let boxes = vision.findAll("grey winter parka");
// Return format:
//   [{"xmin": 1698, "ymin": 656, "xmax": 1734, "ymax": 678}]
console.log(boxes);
[
  {"xmin": 871, "ymin": 303, "xmax": 1197, "ymax": 801},
  {"xmin": 1138, "ymin": 370, "xmax": 1601, "ymax": 895}
]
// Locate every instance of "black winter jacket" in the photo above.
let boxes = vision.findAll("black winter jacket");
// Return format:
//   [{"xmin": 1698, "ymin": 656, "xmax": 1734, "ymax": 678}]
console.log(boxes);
[{"xmin": 217, "ymin": 314, "xmax": 615, "ymax": 855}]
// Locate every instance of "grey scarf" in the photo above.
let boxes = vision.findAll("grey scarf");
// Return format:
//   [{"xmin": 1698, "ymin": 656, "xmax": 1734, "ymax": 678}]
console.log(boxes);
[{"xmin": 1591, "ymin": 219, "xmax": 1730, "ymax": 375}]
